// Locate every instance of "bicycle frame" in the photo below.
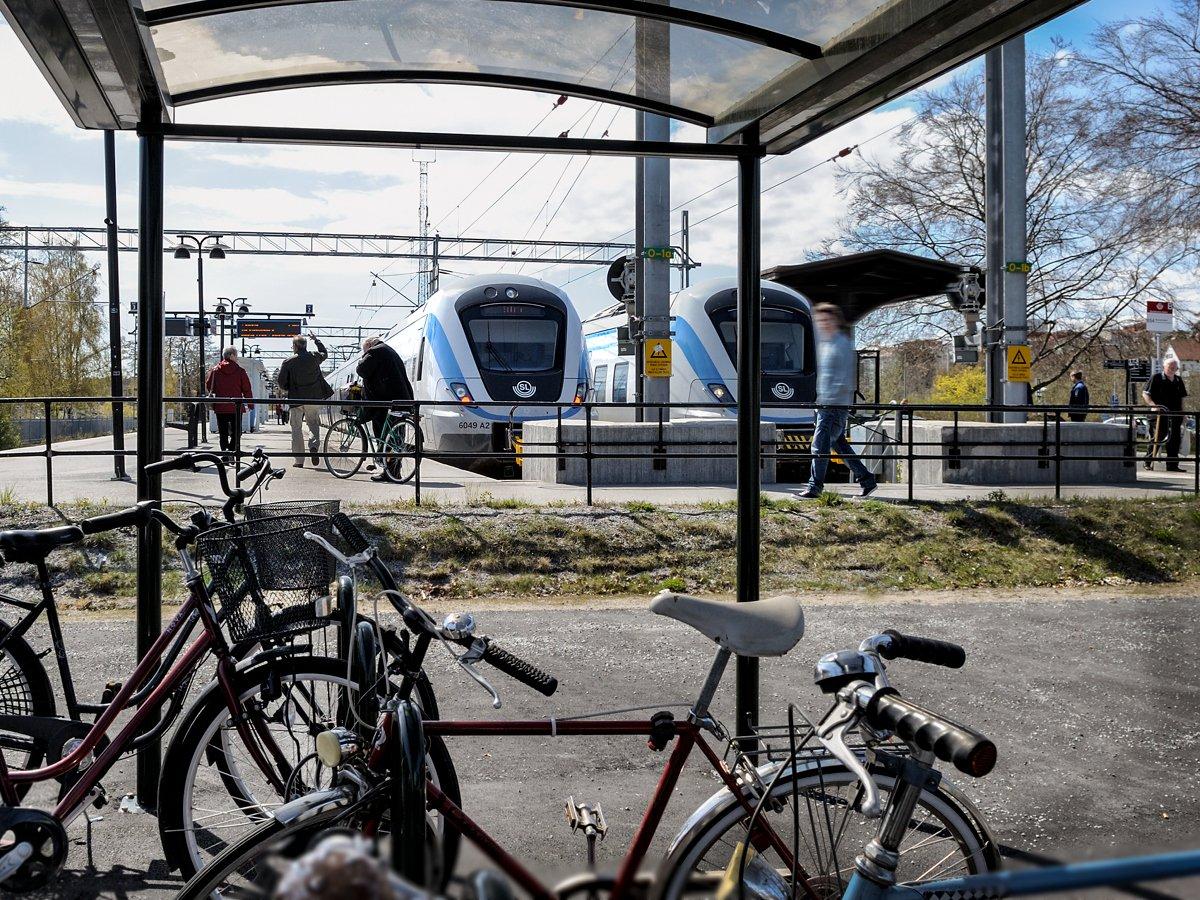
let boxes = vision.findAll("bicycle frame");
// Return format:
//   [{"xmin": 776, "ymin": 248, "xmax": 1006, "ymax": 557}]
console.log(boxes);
[{"xmin": 422, "ymin": 716, "xmax": 818, "ymax": 900}]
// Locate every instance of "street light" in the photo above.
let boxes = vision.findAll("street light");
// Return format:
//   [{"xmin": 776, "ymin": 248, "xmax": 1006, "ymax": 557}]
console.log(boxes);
[
  {"xmin": 215, "ymin": 296, "xmax": 249, "ymax": 351},
  {"xmin": 173, "ymin": 234, "xmax": 228, "ymax": 443}
]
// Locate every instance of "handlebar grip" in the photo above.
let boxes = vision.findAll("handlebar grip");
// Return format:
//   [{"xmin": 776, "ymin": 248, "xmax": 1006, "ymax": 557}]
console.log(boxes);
[
  {"xmin": 481, "ymin": 641, "xmax": 558, "ymax": 697},
  {"xmin": 143, "ymin": 453, "xmax": 198, "ymax": 476},
  {"xmin": 237, "ymin": 458, "xmax": 266, "ymax": 482},
  {"xmin": 879, "ymin": 630, "xmax": 966, "ymax": 669},
  {"xmin": 333, "ymin": 513, "xmax": 370, "ymax": 554},
  {"xmin": 79, "ymin": 503, "xmax": 152, "ymax": 534},
  {"xmin": 865, "ymin": 689, "xmax": 996, "ymax": 777}
]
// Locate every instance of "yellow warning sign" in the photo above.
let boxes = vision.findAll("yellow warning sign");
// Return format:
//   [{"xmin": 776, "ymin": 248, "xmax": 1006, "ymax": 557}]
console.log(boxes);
[
  {"xmin": 645, "ymin": 338, "xmax": 672, "ymax": 377},
  {"xmin": 1006, "ymin": 344, "xmax": 1032, "ymax": 383}
]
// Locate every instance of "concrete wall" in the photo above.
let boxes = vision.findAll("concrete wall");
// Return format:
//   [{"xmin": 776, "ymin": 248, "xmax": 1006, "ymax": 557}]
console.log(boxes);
[
  {"xmin": 522, "ymin": 419, "xmax": 777, "ymax": 485},
  {"xmin": 909, "ymin": 421, "xmax": 1137, "ymax": 485}
]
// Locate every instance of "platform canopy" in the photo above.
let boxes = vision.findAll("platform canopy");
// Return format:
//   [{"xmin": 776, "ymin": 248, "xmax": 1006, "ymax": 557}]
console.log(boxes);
[
  {"xmin": 764, "ymin": 249, "xmax": 980, "ymax": 325},
  {"xmin": 4, "ymin": 0, "xmax": 1081, "ymax": 153}
]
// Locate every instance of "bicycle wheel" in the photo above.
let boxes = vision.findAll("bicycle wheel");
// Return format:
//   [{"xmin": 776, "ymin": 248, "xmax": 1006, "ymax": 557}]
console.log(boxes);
[
  {"xmin": 382, "ymin": 416, "xmax": 421, "ymax": 485},
  {"xmin": 323, "ymin": 417, "xmax": 367, "ymax": 479},
  {"xmin": 652, "ymin": 762, "xmax": 999, "ymax": 900},
  {"xmin": 0, "ymin": 618, "xmax": 56, "ymax": 795},
  {"xmin": 158, "ymin": 655, "xmax": 460, "ymax": 884}
]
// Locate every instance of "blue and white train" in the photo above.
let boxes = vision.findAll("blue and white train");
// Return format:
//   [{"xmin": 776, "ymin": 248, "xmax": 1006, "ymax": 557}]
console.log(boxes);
[
  {"xmin": 582, "ymin": 277, "xmax": 817, "ymax": 436},
  {"xmin": 329, "ymin": 274, "xmax": 588, "ymax": 474}
]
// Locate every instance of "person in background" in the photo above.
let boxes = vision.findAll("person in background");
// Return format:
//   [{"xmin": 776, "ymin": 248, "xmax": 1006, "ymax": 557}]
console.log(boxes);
[
  {"xmin": 205, "ymin": 346, "xmax": 253, "ymax": 460},
  {"xmin": 277, "ymin": 334, "xmax": 332, "ymax": 468},
  {"xmin": 356, "ymin": 335, "xmax": 415, "ymax": 483},
  {"xmin": 800, "ymin": 303, "xmax": 877, "ymax": 499},
  {"xmin": 1143, "ymin": 357, "xmax": 1188, "ymax": 472},
  {"xmin": 1068, "ymin": 370, "xmax": 1089, "ymax": 422}
]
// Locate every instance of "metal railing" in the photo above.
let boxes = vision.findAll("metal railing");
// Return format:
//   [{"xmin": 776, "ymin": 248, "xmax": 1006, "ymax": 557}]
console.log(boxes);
[{"xmin": 1, "ymin": 395, "xmax": 1197, "ymax": 507}]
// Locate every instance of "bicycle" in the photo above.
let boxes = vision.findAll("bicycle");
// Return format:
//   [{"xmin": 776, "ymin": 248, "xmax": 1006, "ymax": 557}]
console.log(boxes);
[
  {"xmin": 324, "ymin": 404, "xmax": 421, "ymax": 483},
  {"xmin": 178, "ymin": 551, "xmax": 998, "ymax": 899},
  {"xmin": 0, "ymin": 453, "xmax": 447, "ymax": 891}
]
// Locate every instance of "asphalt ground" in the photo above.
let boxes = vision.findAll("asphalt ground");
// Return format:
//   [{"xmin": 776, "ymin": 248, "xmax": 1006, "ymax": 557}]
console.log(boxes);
[
  {"xmin": 6, "ymin": 591, "xmax": 1199, "ymax": 898},
  {"xmin": 2, "ymin": 424, "xmax": 1196, "ymax": 508}
]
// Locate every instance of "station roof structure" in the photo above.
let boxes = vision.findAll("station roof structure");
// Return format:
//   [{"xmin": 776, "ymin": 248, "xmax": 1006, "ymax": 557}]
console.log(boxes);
[
  {"xmin": 4, "ymin": 0, "xmax": 1082, "ymax": 154},
  {"xmin": 764, "ymin": 249, "xmax": 979, "ymax": 324}
]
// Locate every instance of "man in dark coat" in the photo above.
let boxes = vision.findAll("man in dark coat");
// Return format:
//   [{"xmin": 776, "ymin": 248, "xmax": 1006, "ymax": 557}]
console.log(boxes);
[
  {"xmin": 277, "ymin": 335, "xmax": 332, "ymax": 467},
  {"xmin": 1143, "ymin": 357, "xmax": 1188, "ymax": 471},
  {"xmin": 356, "ymin": 336, "xmax": 415, "ymax": 482},
  {"xmin": 1067, "ymin": 370, "xmax": 1089, "ymax": 422}
]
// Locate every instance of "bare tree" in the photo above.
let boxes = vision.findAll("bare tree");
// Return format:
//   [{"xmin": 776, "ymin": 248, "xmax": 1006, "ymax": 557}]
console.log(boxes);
[{"xmin": 829, "ymin": 46, "xmax": 1189, "ymax": 391}]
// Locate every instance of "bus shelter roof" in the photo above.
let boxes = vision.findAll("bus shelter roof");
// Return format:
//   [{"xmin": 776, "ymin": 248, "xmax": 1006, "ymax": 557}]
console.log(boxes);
[{"xmin": 3, "ymin": 0, "xmax": 1082, "ymax": 154}]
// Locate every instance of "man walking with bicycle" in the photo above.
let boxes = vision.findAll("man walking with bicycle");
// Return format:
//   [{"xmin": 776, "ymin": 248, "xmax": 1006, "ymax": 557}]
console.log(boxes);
[
  {"xmin": 356, "ymin": 335, "xmax": 415, "ymax": 483},
  {"xmin": 277, "ymin": 334, "xmax": 333, "ymax": 468}
]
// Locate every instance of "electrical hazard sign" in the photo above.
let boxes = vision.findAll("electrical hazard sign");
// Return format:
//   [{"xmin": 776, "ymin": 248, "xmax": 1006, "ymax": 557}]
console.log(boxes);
[
  {"xmin": 1006, "ymin": 344, "xmax": 1032, "ymax": 383},
  {"xmin": 645, "ymin": 338, "xmax": 672, "ymax": 377}
]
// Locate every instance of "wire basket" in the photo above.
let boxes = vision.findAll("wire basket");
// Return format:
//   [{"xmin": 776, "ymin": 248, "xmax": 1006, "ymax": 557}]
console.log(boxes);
[
  {"xmin": 197, "ymin": 513, "xmax": 337, "ymax": 643},
  {"xmin": 244, "ymin": 499, "xmax": 342, "ymax": 520}
]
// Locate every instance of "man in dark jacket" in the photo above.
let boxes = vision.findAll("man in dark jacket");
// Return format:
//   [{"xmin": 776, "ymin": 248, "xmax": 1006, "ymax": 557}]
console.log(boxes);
[
  {"xmin": 277, "ymin": 335, "xmax": 332, "ymax": 467},
  {"xmin": 206, "ymin": 346, "xmax": 253, "ymax": 457},
  {"xmin": 1143, "ymin": 357, "xmax": 1188, "ymax": 471},
  {"xmin": 356, "ymin": 336, "xmax": 415, "ymax": 482},
  {"xmin": 1067, "ymin": 371, "xmax": 1089, "ymax": 422}
]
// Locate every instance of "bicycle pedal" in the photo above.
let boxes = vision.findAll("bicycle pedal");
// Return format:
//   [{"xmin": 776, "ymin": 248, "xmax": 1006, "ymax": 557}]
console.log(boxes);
[{"xmin": 564, "ymin": 797, "xmax": 608, "ymax": 840}]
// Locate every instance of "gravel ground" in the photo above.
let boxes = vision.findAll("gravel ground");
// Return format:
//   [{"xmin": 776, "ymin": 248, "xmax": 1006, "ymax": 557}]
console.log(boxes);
[{"xmin": 9, "ymin": 592, "xmax": 1200, "ymax": 898}]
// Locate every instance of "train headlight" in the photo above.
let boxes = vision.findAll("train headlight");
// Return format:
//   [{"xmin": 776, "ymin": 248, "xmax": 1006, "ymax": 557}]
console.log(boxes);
[
  {"xmin": 504, "ymin": 287, "xmax": 519, "ymax": 299},
  {"xmin": 450, "ymin": 382, "xmax": 475, "ymax": 404},
  {"xmin": 707, "ymin": 383, "xmax": 733, "ymax": 404},
  {"xmin": 573, "ymin": 381, "xmax": 587, "ymax": 405}
]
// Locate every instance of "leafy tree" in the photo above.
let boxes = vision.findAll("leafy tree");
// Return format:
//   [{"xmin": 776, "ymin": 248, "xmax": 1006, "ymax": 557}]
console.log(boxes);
[
  {"xmin": 930, "ymin": 365, "xmax": 986, "ymax": 406},
  {"xmin": 830, "ymin": 47, "xmax": 1188, "ymax": 392}
]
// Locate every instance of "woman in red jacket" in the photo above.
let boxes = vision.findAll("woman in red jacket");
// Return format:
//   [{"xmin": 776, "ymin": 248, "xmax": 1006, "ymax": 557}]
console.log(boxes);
[{"xmin": 205, "ymin": 346, "xmax": 254, "ymax": 457}]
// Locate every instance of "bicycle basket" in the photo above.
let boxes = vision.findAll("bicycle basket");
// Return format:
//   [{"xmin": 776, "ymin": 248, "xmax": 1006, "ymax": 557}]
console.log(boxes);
[
  {"xmin": 244, "ymin": 499, "xmax": 342, "ymax": 520},
  {"xmin": 196, "ymin": 513, "xmax": 337, "ymax": 643}
]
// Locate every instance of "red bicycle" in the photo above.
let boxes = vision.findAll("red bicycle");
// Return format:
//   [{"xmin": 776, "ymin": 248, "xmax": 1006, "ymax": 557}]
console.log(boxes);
[{"xmin": 179, "ymin": 557, "xmax": 999, "ymax": 899}]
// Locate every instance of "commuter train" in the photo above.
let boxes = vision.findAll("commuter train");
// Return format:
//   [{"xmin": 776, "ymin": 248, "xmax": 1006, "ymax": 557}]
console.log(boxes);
[
  {"xmin": 328, "ymin": 274, "xmax": 588, "ymax": 475},
  {"xmin": 582, "ymin": 277, "xmax": 817, "ymax": 470}
]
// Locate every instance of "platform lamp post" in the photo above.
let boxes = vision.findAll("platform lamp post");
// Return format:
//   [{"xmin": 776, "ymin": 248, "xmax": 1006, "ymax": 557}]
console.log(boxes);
[
  {"xmin": 214, "ymin": 297, "xmax": 249, "ymax": 354},
  {"xmin": 173, "ymin": 234, "xmax": 228, "ymax": 442}
]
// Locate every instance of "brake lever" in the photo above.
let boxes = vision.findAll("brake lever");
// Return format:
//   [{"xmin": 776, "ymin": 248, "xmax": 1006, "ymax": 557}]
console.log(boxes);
[
  {"xmin": 457, "ymin": 639, "xmax": 502, "ymax": 710},
  {"xmin": 815, "ymin": 698, "xmax": 882, "ymax": 818}
]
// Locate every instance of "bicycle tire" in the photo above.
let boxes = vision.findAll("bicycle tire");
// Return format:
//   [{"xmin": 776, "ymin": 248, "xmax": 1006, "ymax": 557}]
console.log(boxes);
[
  {"xmin": 157, "ymin": 655, "xmax": 461, "ymax": 884},
  {"xmin": 323, "ymin": 417, "xmax": 367, "ymax": 479},
  {"xmin": 0, "ymin": 618, "xmax": 55, "ymax": 797},
  {"xmin": 382, "ymin": 416, "xmax": 421, "ymax": 485},
  {"xmin": 651, "ymin": 762, "xmax": 1000, "ymax": 900}
]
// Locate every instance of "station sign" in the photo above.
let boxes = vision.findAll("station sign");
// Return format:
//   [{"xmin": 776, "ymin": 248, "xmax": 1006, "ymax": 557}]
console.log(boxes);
[
  {"xmin": 1146, "ymin": 299, "xmax": 1174, "ymax": 333},
  {"xmin": 641, "ymin": 246, "xmax": 675, "ymax": 260},
  {"xmin": 645, "ymin": 338, "xmax": 672, "ymax": 377},
  {"xmin": 236, "ymin": 318, "xmax": 303, "ymax": 339},
  {"xmin": 1004, "ymin": 261, "xmax": 1032, "ymax": 274},
  {"xmin": 1006, "ymin": 344, "xmax": 1032, "ymax": 382}
]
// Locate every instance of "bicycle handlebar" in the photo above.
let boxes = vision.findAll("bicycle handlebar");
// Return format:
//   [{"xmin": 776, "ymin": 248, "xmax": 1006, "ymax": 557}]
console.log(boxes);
[{"xmin": 874, "ymin": 631, "xmax": 966, "ymax": 669}]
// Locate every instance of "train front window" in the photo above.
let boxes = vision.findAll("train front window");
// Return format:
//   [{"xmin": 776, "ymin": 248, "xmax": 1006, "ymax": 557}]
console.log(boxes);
[
  {"xmin": 463, "ymin": 303, "xmax": 560, "ymax": 372},
  {"xmin": 713, "ymin": 306, "xmax": 809, "ymax": 374}
]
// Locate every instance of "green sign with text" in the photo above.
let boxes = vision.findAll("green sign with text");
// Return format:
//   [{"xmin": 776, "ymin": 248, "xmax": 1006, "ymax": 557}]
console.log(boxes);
[{"xmin": 641, "ymin": 247, "xmax": 675, "ymax": 260}]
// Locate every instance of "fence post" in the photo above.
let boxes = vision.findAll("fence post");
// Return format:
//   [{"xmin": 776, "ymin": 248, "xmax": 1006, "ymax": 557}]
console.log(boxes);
[
  {"xmin": 43, "ymin": 400, "xmax": 53, "ymax": 507},
  {"xmin": 414, "ymin": 403, "xmax": 422, "ymax": 507},
  {"xmin": 1054, "ymin": 411, "xmax": 1062, "ymax": 501},
  {"xmin": 1194, "ymin": 413, "xmax": 1198, "ymax": 497},
  {"xmin": 906, "ymin": 410, "xmax": 914, "ymax": 502},
  {"xmin": 585, "ymin": 404, "xmax": 594, "ymax": 507},
  {"xmin": 556, "ymin": 406, "xmax": 565, "ymax": 473}
]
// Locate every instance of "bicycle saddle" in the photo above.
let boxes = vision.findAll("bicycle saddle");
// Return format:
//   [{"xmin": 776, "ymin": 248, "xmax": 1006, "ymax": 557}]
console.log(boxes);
[
  {"xmin": 0, "ymin": 526, "xmax": 85, "ymax": 564},
  {"xmin": 650, "ymin": 591, "xmax": 805, "ymax": 657}
]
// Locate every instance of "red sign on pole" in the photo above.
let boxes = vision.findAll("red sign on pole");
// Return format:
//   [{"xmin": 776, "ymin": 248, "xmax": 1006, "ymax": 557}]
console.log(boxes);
[{"xmin": 1146, "ymin": 300, "xmax": 1174, "ymax": 333}]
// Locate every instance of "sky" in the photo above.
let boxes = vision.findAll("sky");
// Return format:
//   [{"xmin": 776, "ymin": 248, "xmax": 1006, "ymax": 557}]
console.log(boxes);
[{"xmin": 0, "ymin": 0, "xmax": 1164, "ymax": 362}]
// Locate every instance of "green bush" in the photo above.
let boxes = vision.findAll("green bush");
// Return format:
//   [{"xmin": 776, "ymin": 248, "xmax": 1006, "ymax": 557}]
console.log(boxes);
[{"xmin": 0, "ymin": 407, "xmax": 18, "ymax": 451}]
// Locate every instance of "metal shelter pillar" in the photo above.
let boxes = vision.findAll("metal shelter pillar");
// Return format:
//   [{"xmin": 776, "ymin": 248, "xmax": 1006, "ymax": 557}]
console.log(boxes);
[
  {"xmin": 104, "ymin": 131, "xmax": 128, "ymax": 480},
  {"xmin": 984, "ymin": 36, "xmax": 1027, "ymax": 422},
  {"xmin": 735, "ymin": 133, "xmax": 762, "ymax": 742},
  {"xmin": 135, "ymin": 129, "xmax": 165, "ymax": 809}
]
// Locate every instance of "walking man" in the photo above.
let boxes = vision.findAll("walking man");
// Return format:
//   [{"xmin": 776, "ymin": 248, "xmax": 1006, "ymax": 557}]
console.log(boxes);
[
  {"xmin": 1143, "ymin": 357, "xmax": 1188, "ymax": 472},
  {"xmin": 205, "ymin": 346, "xmax": 253, "ymax": 460},
  {"xmin": 277, "ymin": 334, "xmax": 332, "ymax": 468},
  {"xmin": 1068, "ymin": 370, "xmax": 1089, "ymax": 422},
  {"xmin": 356, "ymin": 336, "xmax": 415, "ymax": 483},
  {"xmin": 800, "ymin": 303, "xmax": 876, "ymax": 499}
]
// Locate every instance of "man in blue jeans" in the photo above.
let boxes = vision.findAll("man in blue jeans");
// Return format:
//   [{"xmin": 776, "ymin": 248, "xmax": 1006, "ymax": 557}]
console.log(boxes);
[{"xmin": 800, "ymin": 303, "xmax": 877, "ymax": 499}]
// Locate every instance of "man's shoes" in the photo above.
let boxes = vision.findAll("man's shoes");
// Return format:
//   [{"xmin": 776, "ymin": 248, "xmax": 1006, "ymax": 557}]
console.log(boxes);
[
  {"xmin": 1144, "ymin": 462, "xmax": 1154, "ymax": 470},
  {"xmin": 365, "ymin": 462, "xmax": 377, "ymax": 472},
  {"xmin": 1166, "ymin": 465, "xmax": 1184, "ymax": 472},
  {"xmin": 798, "ymin": 486, "xmax": 822, "ymax": 499},
  {"xmin": 859, "ymin": 476, "xmax": 878, "ymax": 497},
  {"xmin": 308, "ymin": 442, "xmax": 319, "ymax": 466},
  {"xmin": 292, "ymin": 462, "xmax": 304, "ymax": 469},
  {"xmin": 370, "ymin": 473, "xmax": 390, "ymax": 483}
]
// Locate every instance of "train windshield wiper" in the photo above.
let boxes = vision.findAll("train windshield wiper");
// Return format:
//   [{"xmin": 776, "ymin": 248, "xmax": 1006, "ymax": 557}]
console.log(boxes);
[{"xmin": 483, "ymin": 340, "xmax": 513, "ymax": 372}]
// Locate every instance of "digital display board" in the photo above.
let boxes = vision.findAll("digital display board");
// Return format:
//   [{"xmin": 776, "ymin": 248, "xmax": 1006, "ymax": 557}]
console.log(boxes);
[{"xmin": 236, "ymin": 318, "xmax": 302, "ymax": 339}]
